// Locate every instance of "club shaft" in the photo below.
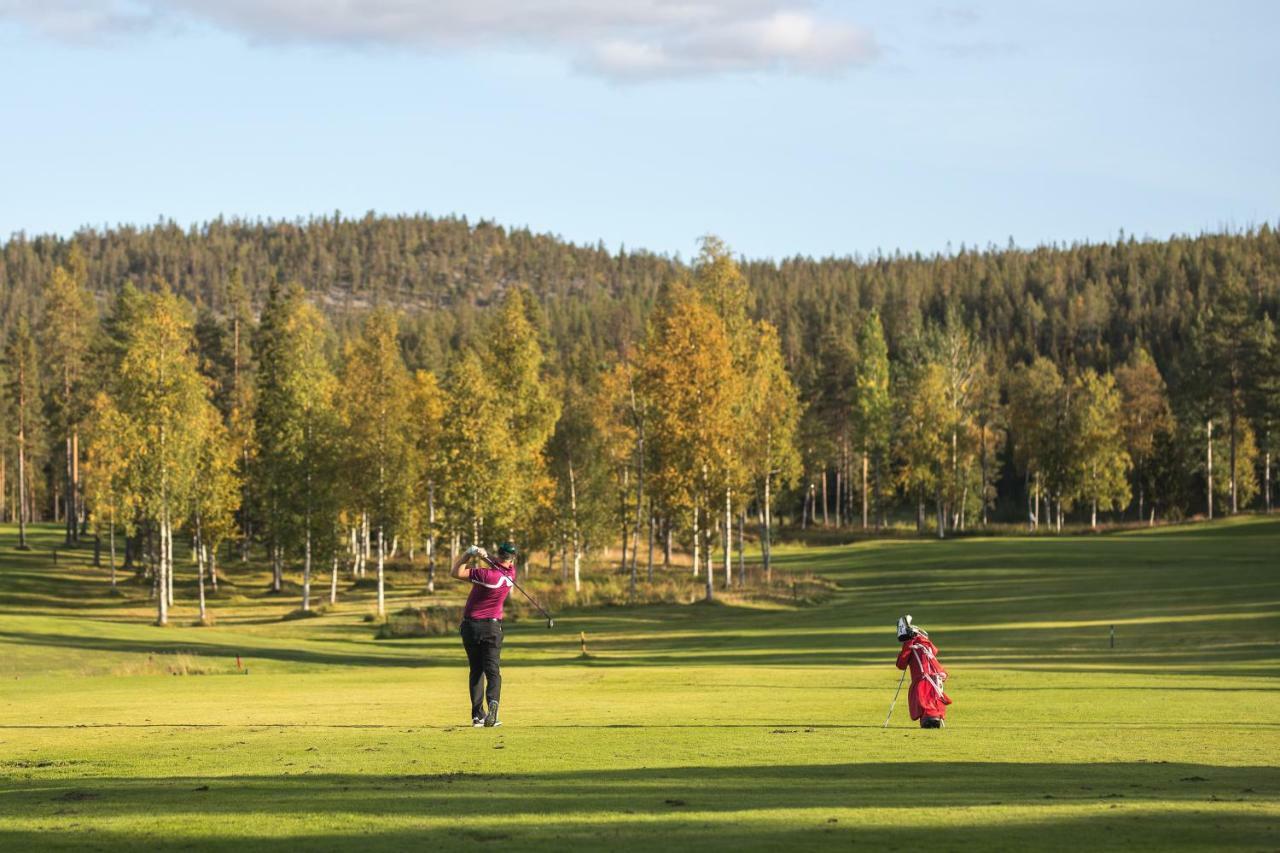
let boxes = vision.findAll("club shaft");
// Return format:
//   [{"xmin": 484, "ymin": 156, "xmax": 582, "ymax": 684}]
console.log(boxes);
[{"xmin": 474, "ymin": 551, "xmax": 554, "ymax": 621}]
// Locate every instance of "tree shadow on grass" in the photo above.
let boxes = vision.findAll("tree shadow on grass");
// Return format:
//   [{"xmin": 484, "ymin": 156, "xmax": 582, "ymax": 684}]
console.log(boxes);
[
  {"xmin": 0, "ymin": 629, "xmax": 442, "ymax": 670},
  {"xmin": 0, "ymin": 761, "xmax": 1275, "ymax": 851}
]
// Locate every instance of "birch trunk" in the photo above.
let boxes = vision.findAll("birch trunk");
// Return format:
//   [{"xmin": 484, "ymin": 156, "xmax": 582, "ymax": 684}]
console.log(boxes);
[
  {"xmin": 1266, "ymin": 448, "xmax": 1272, "ymax": 513},
  {"xmin": 330, "ymin": 554, "xmax": 339, "ymax": 605},
  {"xmin": 762, "ymin": 472, "xmax": 773, "ymax": 583},
  {"xmin": 108, "ymin": 508, "xmax": 117, "ymax": 590},
  {"xmin": 568, "ymin": 457, "xmax": 581, "ymax": 593},
  {"xmin": 302, "ymin": 525, "xmax": 312, "ymax": 612},
  {"xmin": 1206, "ymin": 419, "xmax": 1214, "ymax": 520},
  {"xmin": 427, "ymin": 481, "xmax": 436, "ymax": 593},
  {"xmin": 646, "ymin": 508, "xmax": 655, "ymax": 584},
  {"xmin": 861, "ymin": 450, "xmax": 869, "ymax": 529},
  {"xmin": 692, "ymin": 506, "xmax": 700, "ymax": 577},
  {"xmin": 167, "ymin": 521, "xmax": 175, "ymax": 607},
  {"xmin": 723, "ymin": 490, "xmax": 731, "ymax": 590},
  {"xmin": 703, "ymin": 526, "xmax": 714, "ymax": 603},
  {"xmin": 16, "ymin": 418, "xmax": 27, "ymax": 549},
  {"xmin": 706, "ymin": 520, "xmax": 714, "ymax": 584},
  {"xmin": 821, "ymin": 469, "xmax": 829, "ymax": 526},
  {"xmin": 376, "ymin": 525, "xmax": 386, "ymax": 618},
  {"xmin": 156, "ymin": 514, "xmax": 169, "ymax": 626},
  {"xmin": 197, "ymin": 542, "xmax": 208, "ymax": 623},
  {"xmin": 737, "ymin": 509, "xmax": 745, "ymax": 589},
  {"xmin": 834, "ymin": 465, "xmax": 842, "ymax": 528},
  {"xmin": 1229, "ymin": 410, "xmax": 1238, "ymax": 514},
  {"xmin": 65, "ymin": 433, "xmax": 75, "ymax": 545},
  {"xmin": 936, "ymin": 486, "xmax": 945, "ymax": 539}
]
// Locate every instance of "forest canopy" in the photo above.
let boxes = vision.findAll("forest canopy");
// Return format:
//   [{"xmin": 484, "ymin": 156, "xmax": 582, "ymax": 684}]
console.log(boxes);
[{"xmin": 1, "ymin": 213, "xmax": 1278, "ymax": 622}]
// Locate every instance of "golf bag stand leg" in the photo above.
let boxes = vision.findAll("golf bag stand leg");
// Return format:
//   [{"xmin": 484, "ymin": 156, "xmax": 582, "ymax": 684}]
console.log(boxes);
[{"xmin": 883, "ymin": 668, "xmax": 907, "ymax": 728}]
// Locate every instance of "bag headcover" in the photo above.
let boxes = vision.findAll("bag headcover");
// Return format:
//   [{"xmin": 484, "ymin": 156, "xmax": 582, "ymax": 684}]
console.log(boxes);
[{"xmin": 897, "ymin": 614, "xmax": 915, "ymax": 642}]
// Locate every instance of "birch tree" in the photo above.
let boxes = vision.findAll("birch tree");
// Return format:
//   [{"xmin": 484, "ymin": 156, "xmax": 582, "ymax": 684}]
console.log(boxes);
[
  {"xmin": 1115, "ymin": 348, "xmax": 1173, "ymax": 521},
  {"xmin": 1070, "ymin": 369, "xmax": 1131, "ymax": 528},
  {"xmin": 640, "ymin": 283, "xmax": 737, "ymax": 602},
  {"xmin": 743, "ymin": 321, "xmax": 801, "ymax": 581},
  {"xmin": 39, "ymin": 258, "xmax": 97, "ymax": 545},
  {"xmin": 851, "ymin": 310, "xmax": 891, "ymax": 530},
  {"xmin": 83, "ymin": 392, "xmax": 138, "ymax": 590},
  {"xmin": 437, "ymin": 351, "xmax": 515, "ymax": 546},
  {"xmin": 691, "ymin": 238, "xmax": 752, "ymax": 586},
  {"xmin": 481, "ymin": 288, "xmax": 561, "ymax": 553},
  {"xmin": 409, "ymin": 369, "xmax": 446, "ymax": 592},
  {"xmin": 114, "ymin": 289, "xmax": 212, "ymax": 626},
  {"xmin": 1008, "ymin": 357, "xmax": 1068, "ymax": 530},
  {"xmin": 547, "ymin": 383, "xmax": 612, "ymax": 591},
  {"xmin": 340, "ymin": 307, "xmax": 415, "ymax": 619},
  {"xmin": 188, "ymin": 404, "xmax": 241, "ymax": 624},
  {"xmin": 4, "ymin": 318, "xmax": 41, "ymax": 550}
]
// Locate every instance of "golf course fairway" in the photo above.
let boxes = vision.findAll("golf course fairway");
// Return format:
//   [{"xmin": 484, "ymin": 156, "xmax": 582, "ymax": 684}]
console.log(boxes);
[{"xmin": 0, "ymin": 518, "xmax": 1276, "ymax": 851}]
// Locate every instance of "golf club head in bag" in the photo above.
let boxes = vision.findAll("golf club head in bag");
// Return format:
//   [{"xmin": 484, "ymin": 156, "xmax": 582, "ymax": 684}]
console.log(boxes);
[{"xmin": 897, "ymin": 614, "xmax": 927, "ymax": 642}]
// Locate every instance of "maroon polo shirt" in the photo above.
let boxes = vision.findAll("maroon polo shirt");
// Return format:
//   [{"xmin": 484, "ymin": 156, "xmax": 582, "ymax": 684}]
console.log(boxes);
[{"xmin": 463, "ymin": 562, "xmax": 516, "ymax": 620}]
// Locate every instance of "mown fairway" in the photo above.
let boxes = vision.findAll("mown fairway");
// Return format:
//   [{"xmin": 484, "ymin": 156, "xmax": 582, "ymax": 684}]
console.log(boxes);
[{"xmin": 0, "ymin": 519, "xmax": 1277, "ymax": 851}]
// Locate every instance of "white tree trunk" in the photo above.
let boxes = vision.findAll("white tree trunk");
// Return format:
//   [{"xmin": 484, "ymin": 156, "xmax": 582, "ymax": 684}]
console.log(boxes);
[
  {"xmin": 692, "ymin": 506, "xmax": 700, "ymax": 577},
  {"xmin": 704, "ymin": 526, "xmax": 714, "ymax": 602},
  {"xmin": 861, "ymin": 450, "xmax": 869, "ymax": 529},
  {"xmin": 1206, "ymin": 419, "xmax": 1214, "ymax": 520},
  {"xmin": 302, "ymin": 526, "xmax": 312, "ymax": 612},
  {"xmin": 330, "ymin": 554, "xmax": 339, "ymax": 604},
  {"xmin": 427, "ymin": 481, "xmax": 436, "ymax": 593},
  {"xmin": 737, "ymin": 509, "xmax": 745, "ymax": 588},
  {"xmin": 723, "ymin": 490, "xmax": 732, "ymax": 589},
  {"xmin": 156, "ymin": 514, "xmax": 169, "ymax": 626},
  {"xmin": 1266, "ymin": 448, "xmax": 1272, "ymax": 513},
  {"xmin": 763, "ymin": 472, "xmax": 773, "ymax": 582},
  {"xmin": 376, "ymin": 526, "xmax": 386, "ymax": 618},
  {"xmin": 197, "ymin": 542, "xmax": 208, "ymax": 622},
  {"xmin": 166, "ymin": 522, "xmax": 175, "ymax": 606},
  {"xmin": 109, "ymin": 507, "xmax": 117, "ymax": 589}
]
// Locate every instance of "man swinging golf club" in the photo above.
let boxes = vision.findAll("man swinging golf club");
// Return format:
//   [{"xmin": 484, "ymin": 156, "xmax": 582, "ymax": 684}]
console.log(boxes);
[
  {"xmin": 894, "ymin": 615, "xmax": 952, "ymax": 729},
  {"xmin": 452, "ymin": 541, "xmax": 518, "ymax": 728}
]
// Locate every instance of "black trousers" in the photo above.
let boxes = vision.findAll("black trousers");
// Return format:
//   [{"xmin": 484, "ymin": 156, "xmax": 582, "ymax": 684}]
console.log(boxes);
[{"xmin": 460, "ymin": 620, "xmax": 503, "ymax": 716}]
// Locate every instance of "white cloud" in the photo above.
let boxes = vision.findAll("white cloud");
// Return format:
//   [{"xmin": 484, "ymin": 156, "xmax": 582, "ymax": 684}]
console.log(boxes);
[
  {"xmin": 582, "ymin": 10, "xmax": 877, "ymax": 80},
  {"xmin": 0, "ymin": 0, "xmax": 880, "ymax": 81}
]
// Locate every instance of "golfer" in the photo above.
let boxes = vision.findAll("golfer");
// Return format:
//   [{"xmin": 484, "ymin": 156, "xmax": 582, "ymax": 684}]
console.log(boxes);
[{"xmin": 452, "ymin": 542, "xmax": 518, "ymax": 728}]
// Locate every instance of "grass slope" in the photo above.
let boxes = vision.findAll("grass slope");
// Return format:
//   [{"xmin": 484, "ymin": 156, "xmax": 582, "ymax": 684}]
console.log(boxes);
[{"xmin": 0, "ymin": 519, "xmax": 1277, "ymax": 851}]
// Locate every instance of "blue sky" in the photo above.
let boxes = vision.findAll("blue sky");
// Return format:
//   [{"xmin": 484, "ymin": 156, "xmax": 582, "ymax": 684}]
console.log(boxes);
[{"xmin": 1, "ymin": 1, "xmax": 1276, "ymax": 260}]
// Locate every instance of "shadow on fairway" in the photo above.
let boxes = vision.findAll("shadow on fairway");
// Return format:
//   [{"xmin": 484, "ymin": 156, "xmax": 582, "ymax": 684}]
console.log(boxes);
[
  {"xmin": 0, "ymin": 760, "xmax": 1275, "ymax": 851},
  {"xmin": 0, "ymin": 629, "xmax": 447, "ymax": 670}
]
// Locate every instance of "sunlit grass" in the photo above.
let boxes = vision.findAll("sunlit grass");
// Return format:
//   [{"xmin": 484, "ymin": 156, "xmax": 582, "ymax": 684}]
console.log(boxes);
[{"xmin": 0, "ymin": 519, "xmax": 1277, "ymax": 850}]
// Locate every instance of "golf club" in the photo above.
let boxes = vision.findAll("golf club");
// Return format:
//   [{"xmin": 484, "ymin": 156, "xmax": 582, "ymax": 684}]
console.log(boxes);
[
  {"xmin": 882, "ymin": 667, "xmax": 907, "ymax": 728},
  {"xmin": 473, "ymin": 550, "xmax": 556, "ymax": 628}
]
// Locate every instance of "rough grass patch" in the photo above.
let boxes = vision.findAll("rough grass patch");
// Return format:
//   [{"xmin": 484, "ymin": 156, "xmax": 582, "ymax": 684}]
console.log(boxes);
[
  {"xmin": 377, "ymin": 606, "xmax": 464, "ymax": 638},
  {"xmin": 111, "ymin": 652, "xmax": 225, "ymax": 676}
]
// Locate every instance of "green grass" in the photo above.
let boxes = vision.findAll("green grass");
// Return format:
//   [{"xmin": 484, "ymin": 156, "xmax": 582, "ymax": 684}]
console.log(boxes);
[{"xmin": 0, "ymin": 519, "xmax": 1277, "ymax": 850}]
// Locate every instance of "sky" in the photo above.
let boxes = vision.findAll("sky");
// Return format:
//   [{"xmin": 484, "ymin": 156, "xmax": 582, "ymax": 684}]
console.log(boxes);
[{"xmin": 1, "ymin": 1, "xmax": 1277, "ymax": 260}]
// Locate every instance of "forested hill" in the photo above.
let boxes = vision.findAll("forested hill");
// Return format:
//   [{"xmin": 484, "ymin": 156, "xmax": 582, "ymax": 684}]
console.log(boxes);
[{"xmin": 2, "ymin": 214, "xmax": 1278, "ymax": 388}]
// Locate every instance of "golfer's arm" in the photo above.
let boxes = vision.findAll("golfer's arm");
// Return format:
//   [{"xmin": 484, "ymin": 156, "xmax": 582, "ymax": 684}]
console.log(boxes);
[{"xmin": 451, "ymin": 553, "xmax": 472, "ymax": 580}]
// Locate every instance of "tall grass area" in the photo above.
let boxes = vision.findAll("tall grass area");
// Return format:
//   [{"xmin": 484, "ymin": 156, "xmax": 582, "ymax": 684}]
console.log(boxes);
[{"xmin": 0, "ymin": 519, "xmax": 1276, "ymax": 851}]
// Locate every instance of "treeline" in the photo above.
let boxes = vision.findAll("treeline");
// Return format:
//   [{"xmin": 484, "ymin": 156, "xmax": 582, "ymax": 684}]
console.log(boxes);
[{"xmin": 1, "ymin": 217, "xmax": 1279, "ymax": 625}]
